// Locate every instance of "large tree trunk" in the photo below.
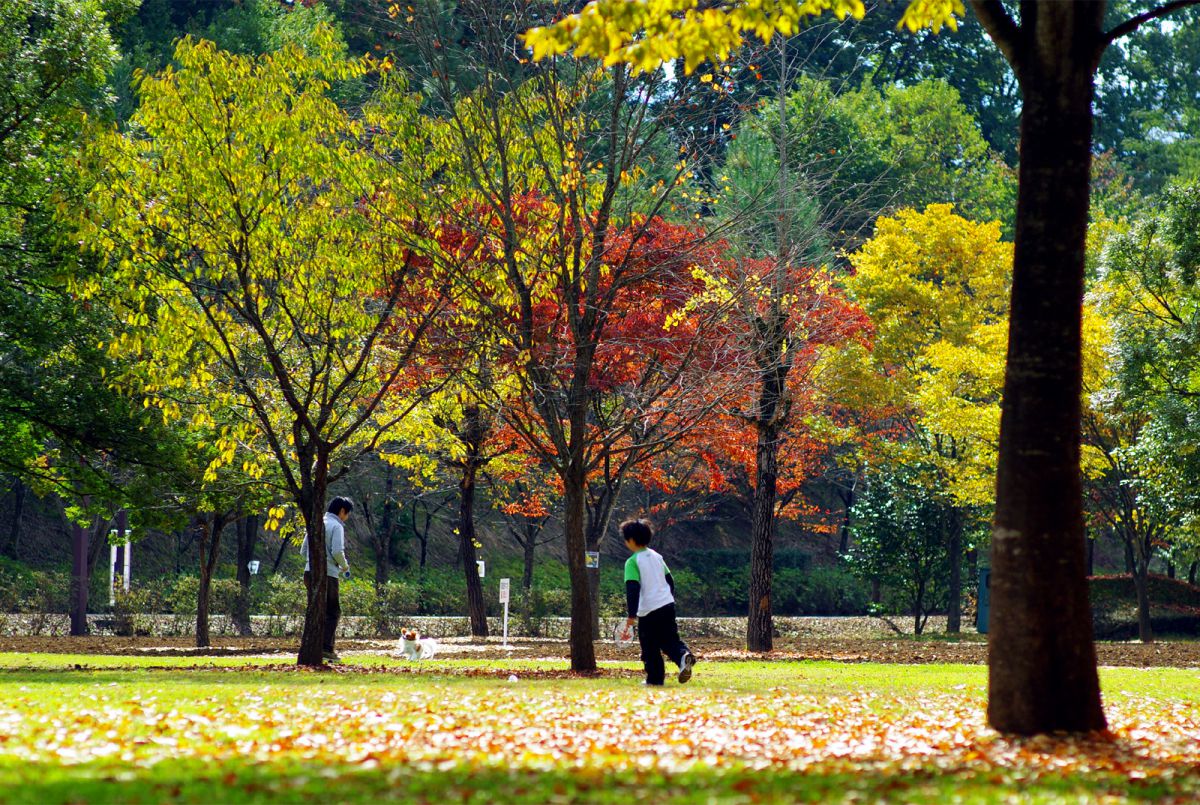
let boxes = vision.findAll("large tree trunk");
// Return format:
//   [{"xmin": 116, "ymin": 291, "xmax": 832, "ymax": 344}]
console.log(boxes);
[
  {"xmin": 297, "ymin": 448, "xmax": 330, "ymax": 667},
  {"xmin": 234, "ymin": 515, "xmax": 258, "ymax": 637},
  {"xmin": 459, "ymin": 461, "xmax": 489, "ymax": 639},
  {"xmin": 747, "ymin": 418, "xmax": 780, "ymax": 652},
  {"xmin": 946, "ymin": 508, "xmax": 963, "ymax": 634},
  {"xmin": 987, "ymin": 11, "xmax": 1106, "ymax": 733},
  {"xmin": 563, "ymin": 458, "xmax": 597, "ymax": 672}
]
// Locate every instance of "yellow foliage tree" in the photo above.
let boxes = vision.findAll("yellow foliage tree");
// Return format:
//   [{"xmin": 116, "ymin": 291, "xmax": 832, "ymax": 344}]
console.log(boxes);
[
  {"xmin": 73, "ymin": 30, "xmax": 446, "ymax": 667},
  {"xmin": 846, "ymin": 204, "xmax": 1010, "ymax": 632}
]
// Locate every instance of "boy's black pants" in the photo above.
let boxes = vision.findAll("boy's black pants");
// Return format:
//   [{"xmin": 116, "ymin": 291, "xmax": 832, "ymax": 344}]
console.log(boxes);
[{"xmin": 638, "ymin": 603, "xmax": 689, "ymax": 685}]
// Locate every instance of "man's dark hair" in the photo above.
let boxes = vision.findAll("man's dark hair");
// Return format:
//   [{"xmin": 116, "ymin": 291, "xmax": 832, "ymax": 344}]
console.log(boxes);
[
  {"xmin": 620, "ymin": 518, "xmax": 654, "ymax": 546},
  {"xmin": 327, "ymin": 497, "xmax": 354, "ymax": 516}
]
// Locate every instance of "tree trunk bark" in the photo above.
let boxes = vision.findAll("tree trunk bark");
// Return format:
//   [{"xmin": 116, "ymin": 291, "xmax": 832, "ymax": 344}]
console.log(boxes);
[
  {"xmin": 1189, "ymin": 561, "xmax": 1197, "ymax": 586},
  {"xmin": 1132, "ymin": 556, "xmax": 1154, "ymax": 644},
  {"xmin": 297, "ymin": 448, "xmax": 331, "ymax": 667},
  {"xmin": 376, "ymin": 464, "xmax": 395, "ymax": 590},
  {"xmin": 914, "ymin": 578, "xmax": 925, "ymax": 636},
  {"xmin": 523, "ymin": 527, "xmax": 536, "ymax": 591},
  {"xmin": 947, "ymin": 508, "xmax": 963, "ymax": 634},
  {"xmin": 586, "ymin": 515, "xmax": 604, "ymax": 641},
  {"xmin": 459, "ymin": 459, "xmax": 489, "ymax": 639},
  {"xmin": 70, "ymin": 515, "xmax": 88, "ymax": 636},
  {"xmin": 234, "ymin": 515, "xmax": 258, "ymax": 637},
  {"xmin": 196, "ymin": 518, "xmax": 212, "ymax": 648},
  {"xmin": 196, "ymin": 514, "xmax": 227, "ymax": 648},
  {"xmin": 747, "ymin": 419, "xmax": 780, "ymax": 652},
  {"xmin": 837, "ymin": 481, "xmax": 856, "ymax": 558},
  {"xmin": 987, "ymin": 34, "xmax": 1107, "ymax": 733},
  {"xmin": 564, "ymin": 459, "xmax": 597, "ymax": 672},
  {"xmin": 6, "ymin": 479, "xmax": 25, "ymax": 559}
]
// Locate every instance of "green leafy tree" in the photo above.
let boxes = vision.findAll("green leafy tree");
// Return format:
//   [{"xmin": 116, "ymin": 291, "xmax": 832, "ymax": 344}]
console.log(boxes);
[
  {"xmin": 848, "ymin": 461, "xmax": 955, "ymax": 635},
  {"xmin": 74, "ymin": 30, "xmax": 447, "ymax": 666},
  {"xmin": 846, "ymin": 204, "xmax": 1011, "ymax": 633},
  {"xmin": 1091, "ymin": 180, "xmax": 1200, "ymax": 641}
]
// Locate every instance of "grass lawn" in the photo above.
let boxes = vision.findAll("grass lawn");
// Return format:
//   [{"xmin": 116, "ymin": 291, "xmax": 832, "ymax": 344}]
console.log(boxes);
[{"xmin": 0, "ymin": 653, "xmax": 1196, "ymax": 803}]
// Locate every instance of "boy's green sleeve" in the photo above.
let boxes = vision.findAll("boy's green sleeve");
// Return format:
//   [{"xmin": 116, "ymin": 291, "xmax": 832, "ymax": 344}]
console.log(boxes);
[{"xmin": 624, "ymin": 555, "xmax": 640, "ymax": 582}]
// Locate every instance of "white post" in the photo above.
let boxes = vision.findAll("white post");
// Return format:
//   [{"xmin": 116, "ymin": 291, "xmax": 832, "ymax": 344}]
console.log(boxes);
[
  {"xmin": 499, "ymin": 578, "xmax": 510, "ymax": 649},
  {"xmin": 123, "ymin": 542, "xmax": 131, "ymax": 593}
]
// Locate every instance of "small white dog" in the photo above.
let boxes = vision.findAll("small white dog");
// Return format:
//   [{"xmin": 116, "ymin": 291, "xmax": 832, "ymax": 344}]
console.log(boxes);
[{"xmin": 399, "ymin": 629, "xmax": 437, "ymax": 660}]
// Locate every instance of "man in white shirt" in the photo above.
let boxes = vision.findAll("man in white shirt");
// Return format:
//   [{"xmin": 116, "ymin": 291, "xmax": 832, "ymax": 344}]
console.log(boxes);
[{"xmin": 301, "ymin": 497, "xmax": 353, "ymax": 662}]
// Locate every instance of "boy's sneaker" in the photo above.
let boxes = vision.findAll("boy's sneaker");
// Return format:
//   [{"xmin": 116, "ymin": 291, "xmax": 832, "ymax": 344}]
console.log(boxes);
[
  {"xmin": 323, "ymin": 651, "xmax": 341, "ymax": 664},
  {"xmin": 678, "ymin": 651, "xmax": 696, "ymax": 684}
]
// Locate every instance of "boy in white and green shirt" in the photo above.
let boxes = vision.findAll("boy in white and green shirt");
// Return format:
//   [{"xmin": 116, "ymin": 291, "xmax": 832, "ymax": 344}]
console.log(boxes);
[{"xmin": 622, "ymin": 518, "xmax": 696, "ymax": 686}]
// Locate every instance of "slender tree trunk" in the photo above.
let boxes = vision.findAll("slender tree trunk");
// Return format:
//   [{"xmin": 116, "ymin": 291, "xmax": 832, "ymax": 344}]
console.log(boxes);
[
  {"xmin": 271, "ymin": 535, "xmax": 288, "ymax": 575},
  {"xmin": 1132, "ymin": 555, "xmax": 1154, "ymax": 644},
  {"xmin": 747, "ymin": 419, "xmax": 781, "ymax": 652},
  {"xmin": 987, "ymin": 26, "xmax": 1106, "ymax": 733},
  {"xmin": 297, "ymin": 448, "xmax": 331, "ymax": 667},
  {"xmin": 6, "ymin": 479, "xmax": 25, "ymax": 559},
  {"xmin": 1189, "ymin": 561, "xmax": 1197, "ymax": 586},
  {"xmin": 837, "ymin": 481, "xmax": 856, "ymax": 558},
  {"xmin": 1167, "ymin": 562, "xmax": 1175, "ymax": 580},
  {"xmin": 459, "ymin": 462, "xmax": 488, "ymax": 639},
  {"xmin": 947, "ymin": 508, "xmax": 963, "ymax": 634},
  {"xmin": 376, "ymin": 464, "xmax": 395, "ymax": 590},
  {"xmin": 234, "ymin": 515, "xmax": 258, "ymax": 637},
  {"xmin": 196, "ymin": 514, "xmax": 228, "ymax": 648},
  {"xmin": 585, "ymin": 513, "xmax": 605, "ymax": 641},
  {"xmin": 523, "ymin": 528, "xmax": 536, "ymax": 591},
  {"xmin": 70, "ymin": 514, "xmax": 88, "ymax": 636},
  {"xmin": 1086, "ymin": 534, "xmax": 1095, "ymax": 576},
  {"xmin": 563, "ymin": 458, "xmax": 597, "ymax": 672},
  {"xmin": 914, "ymin": 578, "xmax": 925, "ymax": 636}
]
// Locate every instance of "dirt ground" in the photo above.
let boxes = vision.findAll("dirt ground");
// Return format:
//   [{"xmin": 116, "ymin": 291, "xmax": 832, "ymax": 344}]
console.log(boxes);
[{"xmin": 2, "ymin": 634, "xmax": 1199, "ymax": 668}]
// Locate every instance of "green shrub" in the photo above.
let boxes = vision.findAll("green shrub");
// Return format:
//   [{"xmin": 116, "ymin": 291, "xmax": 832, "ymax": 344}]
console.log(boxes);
[
  {"xmin": 372, "ymin": 581, "xmax": 419, "ymax": 635},
  {"xmin": 339, "ymin": 577, "xmax": 377, "ymax": 616},
  {"xmin": 209, "ymin": 578, "xmax": 242, "ymax": 633},
  {"xmin": 259, "ymin": 573, "xmax": 305, "ymax": 636},
  {"xmin": 514, "ymin": 586, "xmax": 571, "ymax": 636},
  {"xmin": 800, "ymin": 566, "xmax": 869, "ymax": 615},
  {"xmin": 112, "ymin": 584, "xmax": 164, "ymax": 636},
  {"xmin": 416, "ymin": 568, "xmax": 468, "ymax": 616}
]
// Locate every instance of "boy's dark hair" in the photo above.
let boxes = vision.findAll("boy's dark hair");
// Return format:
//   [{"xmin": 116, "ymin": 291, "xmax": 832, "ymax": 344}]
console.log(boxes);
[
  {"xmin": 327, "ymin": 497, "xmax": 354, "ymax": 516},
  {"xmin": 620, "ymin": 518, "xmax": 654, "ymax": 546}
]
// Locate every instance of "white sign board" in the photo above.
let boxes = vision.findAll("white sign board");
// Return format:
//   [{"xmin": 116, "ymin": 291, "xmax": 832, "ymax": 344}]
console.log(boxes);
[
  {"xmin": 476, "ymin": 559, "xmax": 486, "ymax": 579},
  {"xmin": 499, "ymin": 578, "xmax": 510, "ymax": 604}
]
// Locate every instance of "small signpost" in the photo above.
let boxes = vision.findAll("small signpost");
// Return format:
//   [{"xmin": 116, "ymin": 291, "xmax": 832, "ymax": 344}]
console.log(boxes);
[
  {"xmin": 585, "ymin": 551, "xmax": 600, "ymax": 569},
  {"xmin": 248, "ymin": 560, "xmax": 260, "ymax": 575},
  {"xmin": 476, "ymin": 559, "xmax": 486, "ymax": 579},
  {"xmin": 499, "ymin": 578, "xmax": 511, "ymax": 649}
]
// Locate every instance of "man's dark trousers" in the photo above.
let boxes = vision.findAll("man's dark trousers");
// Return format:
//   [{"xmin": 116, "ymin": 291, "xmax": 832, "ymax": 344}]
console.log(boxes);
[
  {"xmin": 637, "ymin": 603, "xmax": 688, "ymax": 685},
  {"xmin": 303, "ymin": 572, "xmax": 341, "ymax": 653}
]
